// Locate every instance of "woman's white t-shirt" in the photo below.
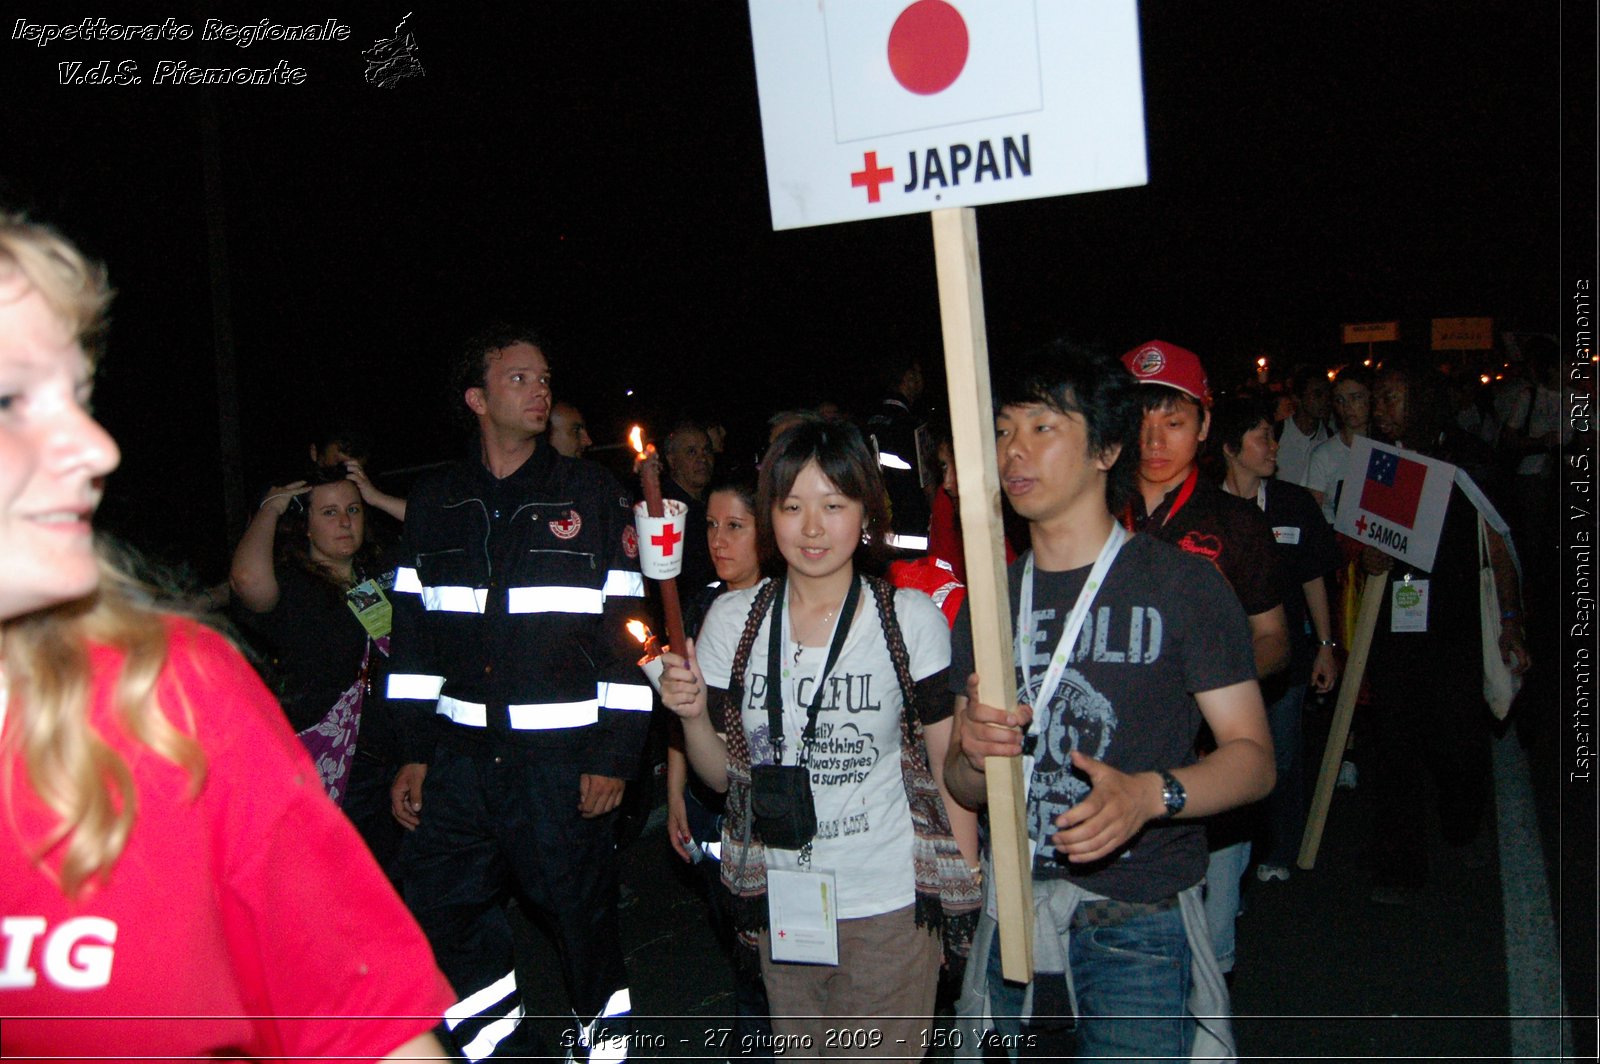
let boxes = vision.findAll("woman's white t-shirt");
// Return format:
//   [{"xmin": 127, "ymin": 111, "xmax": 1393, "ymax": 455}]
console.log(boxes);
[
  {"xmin": 696, "ymin": 579, "xmax": 951, "ymax": 919},
  {"xmin": 1306, "ymin": 434, "xmax": 1354, "ymax": 525}
]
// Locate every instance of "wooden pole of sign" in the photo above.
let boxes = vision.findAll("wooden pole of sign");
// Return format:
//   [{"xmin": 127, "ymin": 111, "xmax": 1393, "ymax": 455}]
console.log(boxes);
[
  {"xmin": 930, "ymin": 206, "xmax": 1032, "ymax": 981},
  {"xmin": 1298, "ymin": 569, "xmax": 1389, "ymax": 869}
]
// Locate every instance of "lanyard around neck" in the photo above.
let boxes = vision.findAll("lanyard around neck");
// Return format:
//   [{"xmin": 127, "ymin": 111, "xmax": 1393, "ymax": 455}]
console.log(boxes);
[
  {"xmin": 1018, "ymin": 523, "xmax": 1129, "ymax": 736},
  {"xmin": 1016, "ymin": 523, "xmax": 1128, "ymax": 814},
  {"xmin": 764, "ymin": 574, "xmax": 862, "ymax": 765}
]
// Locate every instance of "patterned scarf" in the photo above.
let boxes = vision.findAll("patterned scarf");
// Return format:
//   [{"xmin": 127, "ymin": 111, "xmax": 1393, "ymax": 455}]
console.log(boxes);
[{"xmin": 716, "ymin": 576, "xmax": 980, "ymax": 974}]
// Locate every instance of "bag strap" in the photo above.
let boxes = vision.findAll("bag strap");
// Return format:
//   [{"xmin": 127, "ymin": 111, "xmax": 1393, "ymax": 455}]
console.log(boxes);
[
  {"xmin": 721, "ymin": 579, "xmax": 780, "ymax": 734},
  {"xmin": 866, "ymin": 576, "xmax": 920, "ymax": 729}
]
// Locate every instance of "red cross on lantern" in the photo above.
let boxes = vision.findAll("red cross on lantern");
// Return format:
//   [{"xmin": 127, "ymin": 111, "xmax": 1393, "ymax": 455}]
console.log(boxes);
[
  {"xmin": 850, "ymin": 151, "xmax": 895, "ymax": 203},
  {"xmin": 651, "ymin": 523, "xmax": 683, "ymax": 558}
]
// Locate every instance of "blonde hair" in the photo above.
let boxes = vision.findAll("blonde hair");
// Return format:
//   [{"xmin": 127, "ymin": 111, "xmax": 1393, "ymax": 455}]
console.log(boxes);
[
  {"xmin": 0, "ymin": 214, "xmax": 204, "ymax": 897},
  {"xmin": 0, "ymin": 211, "xmax": 111, "ymax": 361}
]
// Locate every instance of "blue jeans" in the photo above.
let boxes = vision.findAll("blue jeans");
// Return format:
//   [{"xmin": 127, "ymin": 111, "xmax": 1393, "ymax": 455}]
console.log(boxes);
[
  {"xmin": 1202, "ymin": 840, "xmax": 1250, "ymax": 973},
  {"xmin": 1262, "ymin": 684, "xmax": 1307, "ymax": 867},
  {"xmin": 987, "ymin": 901, "xmax": 1193, "ymax": 1062}
]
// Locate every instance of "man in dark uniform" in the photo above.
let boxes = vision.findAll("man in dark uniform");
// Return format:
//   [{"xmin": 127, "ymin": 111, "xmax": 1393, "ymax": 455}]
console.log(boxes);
[
  {"xmin": 864, "ymin": 357, "xmax": 932, "ymax": 551},
  {"xmin": 387, "ymin": 325, "xmax": 650, "ymax": 1061}
]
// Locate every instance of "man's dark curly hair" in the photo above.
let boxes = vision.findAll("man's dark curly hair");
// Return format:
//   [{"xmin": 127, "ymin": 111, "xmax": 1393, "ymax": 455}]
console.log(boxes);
[
  {"xmin": 448, "ymin": 323, "xmax": 548, "ymax": 430},
  {"xmin": 994, "ymin": 338, "xmax": 1143, "ymax": 516}
]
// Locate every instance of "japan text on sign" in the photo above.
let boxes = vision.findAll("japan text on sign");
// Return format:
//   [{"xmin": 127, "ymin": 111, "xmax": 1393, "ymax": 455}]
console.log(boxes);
[
  {"xmin": 1333, "ymin": 437, "xmax": 1456, "ymax": 571},
  {"xmin": 1430, "ymin": 317, "xmax": 1494, "ymax": 351},
  {"xmin": 1341, "ymin": 321, "xmax": 1399, "ymax": 344},
  {"xmin": 747, "ymin": 0, "xmax": 1148, "ymax": 230}
]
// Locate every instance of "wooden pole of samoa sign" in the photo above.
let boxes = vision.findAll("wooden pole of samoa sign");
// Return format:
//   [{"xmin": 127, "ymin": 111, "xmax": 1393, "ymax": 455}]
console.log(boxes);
[
  {"xmin": 1298, "ymin": 570, "xmax": 1388, "ymax": 868},
  {"xmin": 930, "ymin": 206, "xmax": 1032, "ymax": 980}
]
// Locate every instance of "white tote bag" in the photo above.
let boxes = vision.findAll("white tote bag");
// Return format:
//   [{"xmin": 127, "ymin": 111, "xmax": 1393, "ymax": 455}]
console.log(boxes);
[{"xmin": 1478, "ymin": 515, "xmax": 1522, "ymax": 719}]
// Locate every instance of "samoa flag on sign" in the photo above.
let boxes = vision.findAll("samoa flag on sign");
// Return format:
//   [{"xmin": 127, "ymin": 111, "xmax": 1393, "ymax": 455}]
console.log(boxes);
[{"xmin": 1360, "ymin": 448, "xmax": 1427, "ymax": 528}]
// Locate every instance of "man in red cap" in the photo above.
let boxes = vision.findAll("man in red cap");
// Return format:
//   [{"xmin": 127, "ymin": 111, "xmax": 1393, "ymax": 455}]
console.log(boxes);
[
  {"xmin": 1120, "ymin": 339, "xmax": 1290, "ymax": 984},
  {"xmin": 1120, "ymin": 340, "xmax": 1289, "ymax": 679}
]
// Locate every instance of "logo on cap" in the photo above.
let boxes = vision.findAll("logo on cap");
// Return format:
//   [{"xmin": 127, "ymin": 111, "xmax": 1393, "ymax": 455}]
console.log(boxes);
[{"xmin": 1132, "ymin": 346, "xmax": 1167, "ymax": 378}]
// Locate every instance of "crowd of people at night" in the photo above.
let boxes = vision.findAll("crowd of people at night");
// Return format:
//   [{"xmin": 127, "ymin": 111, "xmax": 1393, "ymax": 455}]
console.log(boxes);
[{"xmin": 0, "ymin": 213, "xmax": 1567, "ymax": 1061}]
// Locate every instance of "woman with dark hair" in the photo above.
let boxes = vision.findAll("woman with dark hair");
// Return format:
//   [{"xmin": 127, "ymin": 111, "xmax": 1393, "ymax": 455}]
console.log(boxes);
[
  {"xmin": 658, "ymin": 420, "xmax": 978, "ymax": 1058},
  {"xmin": 1203, "ymin": 394, "xmax": 1341, "ymax": 982},
  {"xmin": 664, "ymin": 472, "xmax": 775, "ymax": 1052},
  {"xmin": 0, "ymin": 214, "xmax": 449, "ymax": 1058},
  {"xmin": 229, "ymin": 464, "xmax": 403, "ymax": 873}
]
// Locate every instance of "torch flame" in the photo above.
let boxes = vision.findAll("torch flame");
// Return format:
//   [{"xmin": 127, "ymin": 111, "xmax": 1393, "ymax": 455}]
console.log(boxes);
[
  {"xmin": 625, "ymin": 619, "xmax": 651, "ymax": 644},
  {"xmin": 628, "ymin": 425, "xmax": 644, "ymax": 456}
]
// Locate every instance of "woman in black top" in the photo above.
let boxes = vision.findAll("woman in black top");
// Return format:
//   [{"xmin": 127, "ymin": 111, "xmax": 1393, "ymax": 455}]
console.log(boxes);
[{"xmin": 229, "ymin": 465, "xmax": 401, "ymax": 874}]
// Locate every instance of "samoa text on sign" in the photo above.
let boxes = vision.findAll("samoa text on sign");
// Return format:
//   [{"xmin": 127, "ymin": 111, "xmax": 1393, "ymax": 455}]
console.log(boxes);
[{"xmin": 748, "ymin": 0, "xmax": 1147, "ymax": 230}]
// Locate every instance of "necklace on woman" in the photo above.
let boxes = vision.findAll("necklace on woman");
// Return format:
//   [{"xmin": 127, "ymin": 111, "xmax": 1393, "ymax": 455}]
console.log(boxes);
[{"xmin": 790, "ymin": 594, "xmax": 844, "ymax": 665}]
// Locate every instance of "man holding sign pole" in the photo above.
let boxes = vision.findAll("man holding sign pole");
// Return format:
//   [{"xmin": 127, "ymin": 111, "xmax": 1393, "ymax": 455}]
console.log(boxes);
[
  {"xmin": 945, "ymin": 342, "xmax": 1273, "ymax": 1061},
  {"xmin": 1356, "ymin": 363, "xmax": 1529, "ymax": 904}
]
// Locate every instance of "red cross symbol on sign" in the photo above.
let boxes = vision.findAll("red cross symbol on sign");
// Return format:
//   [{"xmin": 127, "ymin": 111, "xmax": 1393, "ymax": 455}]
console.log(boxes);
[
  {"xmin": 850, "ymin": 151, "xmax": 895, "ymax": 203},
  {"xmin": 1353, "ymin": 515, "xmax": 1368, "ymax": 537},
  {"xmin": 777, "ymin": 930, "xmax": 787, "ymax": 939},
  {"xmin": 651, "ymin": 523, "xmax": 683, "ymax": 558}
]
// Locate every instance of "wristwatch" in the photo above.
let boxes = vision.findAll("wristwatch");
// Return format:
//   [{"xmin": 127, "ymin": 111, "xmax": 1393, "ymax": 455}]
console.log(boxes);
[{"xmin": 1159, "ymin": 770, "xmax": 1187, "ymax": 819}]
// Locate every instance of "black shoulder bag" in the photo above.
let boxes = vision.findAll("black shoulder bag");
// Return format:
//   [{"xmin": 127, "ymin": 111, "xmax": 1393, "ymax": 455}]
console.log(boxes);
[{"xmin": 749, "ymin": 575, "xmax": 862, "ymax": 852}]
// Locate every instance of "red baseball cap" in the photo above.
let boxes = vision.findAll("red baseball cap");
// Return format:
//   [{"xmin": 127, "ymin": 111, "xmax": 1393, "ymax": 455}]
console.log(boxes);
[{"xmin": 1120, "ymin": 340, "xmax": 1212, "ymax": 406}]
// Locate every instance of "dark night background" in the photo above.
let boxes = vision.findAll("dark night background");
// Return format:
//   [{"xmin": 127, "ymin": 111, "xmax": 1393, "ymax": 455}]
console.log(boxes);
[{"xmin": 1, "ymin": 1, "xmax": 1581, "ymax": 581}]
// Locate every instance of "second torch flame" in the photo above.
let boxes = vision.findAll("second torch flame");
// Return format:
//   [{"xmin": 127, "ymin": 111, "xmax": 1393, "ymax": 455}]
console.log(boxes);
[{"xmin": 626, "ymin": 619, "xmax": 661, "ymax": 664}]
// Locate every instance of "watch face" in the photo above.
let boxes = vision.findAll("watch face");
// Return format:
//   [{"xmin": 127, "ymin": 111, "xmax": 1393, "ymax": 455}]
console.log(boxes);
[{"xmin": 1162, "ymin": 772, "xmax": 1186, "ymax": 816}]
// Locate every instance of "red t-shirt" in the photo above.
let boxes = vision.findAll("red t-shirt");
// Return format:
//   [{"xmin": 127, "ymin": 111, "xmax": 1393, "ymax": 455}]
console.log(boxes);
[{"xmin": 1, "ymin": 618, "xmax": 454, "ymax": 1061}]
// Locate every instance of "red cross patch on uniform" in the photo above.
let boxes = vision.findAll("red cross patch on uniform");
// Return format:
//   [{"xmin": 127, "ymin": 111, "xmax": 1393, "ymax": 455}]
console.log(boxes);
[
  {"xmin": 621, "ymin": 525, "xmax": 639, "ymax": 558},
  {"xmin": 549, "ymin": 510, "xmax": 582, "ymax": 539}
]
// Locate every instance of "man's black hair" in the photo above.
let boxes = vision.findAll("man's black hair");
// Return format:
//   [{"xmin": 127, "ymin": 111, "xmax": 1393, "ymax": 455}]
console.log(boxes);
[
  {"xmin": 1289, "ymin": 364, "xmax": 1329, "ymax": 398},
  {"xmin": 1134, "ymin": 382, "xmax": 1205, "ymax": 415},
  {"xmin": 1210, "ymin": 393, "xmax": 1279, "ymax": 458},
  {"xmin": 308, "ymin": 421, "xmax": 375, "ymax": 466},
  {"xmin": 449, "ymin": 322, "xmax": 548, "ymax": 429},
  {"xmin": 995, "ymin": 338, "xmax": 1142, "ymax": 515},
  {"xmin": 1376, "ymin": 358, "xmax": 1457, "ymax": 459}
]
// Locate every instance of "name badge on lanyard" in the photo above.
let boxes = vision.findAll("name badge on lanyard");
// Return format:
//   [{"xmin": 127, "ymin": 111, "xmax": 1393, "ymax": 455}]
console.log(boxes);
[
  {"xmin": 767, "ymin": 868, "xmax": 839, "ymax": 965},
  {"xmin": 346, "ymin": 577, "xmax": 393, "ymax": 639},
  {"xmin": 1015, "ymin": 524, "xmax": 1128, "ymax": 852}
]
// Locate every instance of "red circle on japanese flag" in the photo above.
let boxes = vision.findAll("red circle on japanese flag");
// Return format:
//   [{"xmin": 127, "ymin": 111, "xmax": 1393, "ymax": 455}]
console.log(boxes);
[{"xmin": 887, "ymin": 0, "xmax": 969, "ymax": 95}]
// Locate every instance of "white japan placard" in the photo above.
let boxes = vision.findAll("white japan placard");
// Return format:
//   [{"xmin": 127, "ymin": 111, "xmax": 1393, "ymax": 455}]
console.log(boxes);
[{"xmin": 748, "ymin": 0, "xmax": 1148, "ymax": 230}]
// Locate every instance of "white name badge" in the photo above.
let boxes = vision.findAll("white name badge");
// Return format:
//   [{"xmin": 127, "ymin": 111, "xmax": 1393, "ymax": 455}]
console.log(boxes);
[
  {"xmin": 1272, "ymin": 525, "xmax": 1302, "ymax": 545},
  {"xmin": 1391, "ymin": 578, "xmax": 1430, "ymax": 633},
  {"xmin": 767, "ymin": 868, "xmax": 839, "ymax": 966}
]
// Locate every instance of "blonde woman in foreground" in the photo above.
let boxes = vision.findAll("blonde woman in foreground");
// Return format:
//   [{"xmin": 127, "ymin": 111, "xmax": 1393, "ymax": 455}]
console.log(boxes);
[{"xmin": 0, "ymin": 214, "xmax": 453, "ymax": 1060}]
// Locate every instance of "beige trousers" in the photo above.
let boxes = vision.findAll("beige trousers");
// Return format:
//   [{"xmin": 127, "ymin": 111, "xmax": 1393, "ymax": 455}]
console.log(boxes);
[{"xmin": 758, "ymin": 903, "xmax": 941, "ymax": 1061}]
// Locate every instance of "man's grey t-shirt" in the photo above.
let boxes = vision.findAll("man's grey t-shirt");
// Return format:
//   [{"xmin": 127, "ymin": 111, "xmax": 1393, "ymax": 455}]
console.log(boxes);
[{"xmin": 950, "ymin": 533, "xmax": 1256, "ymax": 902}]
